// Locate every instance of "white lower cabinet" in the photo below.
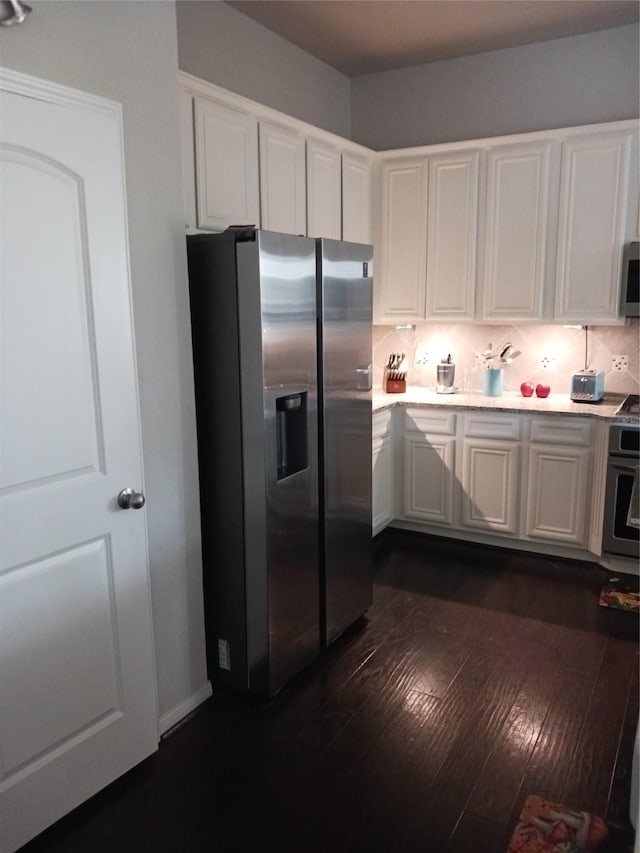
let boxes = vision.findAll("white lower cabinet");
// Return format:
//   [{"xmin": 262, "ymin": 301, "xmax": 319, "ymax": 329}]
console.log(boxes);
[
  {"xmin": 374, "ymin": 405, "xmax": 600, "ymax": 558},
  {"xmin": 460, "ymin": 439, "xmax": 520, "ymax": 535},
  {"xmin": 523, "ymin": 417, "xmax": 593, "ymax": 547},
  {"xmin": 404, "ymin": 434, "xmax": 456, "ymax": 526},
  {"xmin": 372, "ymin": 411, "xmax": 394, "ymax": 535},
  {"xmin": 402, "ymin": 409, "xmax": 456, "ymax": 526},
  {"xmin": 459, "ymin": 413, "xmax": 522, "ymax": 536}
]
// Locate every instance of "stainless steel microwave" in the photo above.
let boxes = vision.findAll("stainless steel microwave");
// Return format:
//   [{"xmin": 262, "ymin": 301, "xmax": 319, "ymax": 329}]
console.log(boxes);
[{"xmin": 622, "ymin": 241, "xmax": 639, "ymax": 318}]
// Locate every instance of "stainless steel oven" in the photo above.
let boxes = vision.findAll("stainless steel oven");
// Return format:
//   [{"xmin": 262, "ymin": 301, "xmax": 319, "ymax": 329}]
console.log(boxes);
[{"xmin": 602, "ymin": 405, "xmax": 640, "ymax": 558}]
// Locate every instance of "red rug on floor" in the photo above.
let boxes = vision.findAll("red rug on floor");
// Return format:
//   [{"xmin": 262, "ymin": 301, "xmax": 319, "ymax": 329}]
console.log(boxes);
[
  {"xmin": 507, "ymin": 795, "xmax": 611, "ymax": 852},
  {"xmin": 598, "ymin": 575, "xmax": 640, "ymax": 613}
]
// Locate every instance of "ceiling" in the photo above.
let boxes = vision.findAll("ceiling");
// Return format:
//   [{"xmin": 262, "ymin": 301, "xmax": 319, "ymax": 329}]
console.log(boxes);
[{"xmin": 225, "ymin": 0, "xmax": 639, "ymax": 76}]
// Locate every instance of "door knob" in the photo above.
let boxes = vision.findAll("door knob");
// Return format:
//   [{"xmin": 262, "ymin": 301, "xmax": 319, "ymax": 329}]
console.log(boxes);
[{"xmin": 117, "ymin": 488, "xmax": 146, "ymax": 510}]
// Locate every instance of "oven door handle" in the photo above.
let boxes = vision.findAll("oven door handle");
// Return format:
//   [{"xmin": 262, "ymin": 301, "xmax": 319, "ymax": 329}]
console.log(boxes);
[
  {"xmin": 608, "ymin": 459, "xmax": 639, "ymax": 474},
  {"xmin": 627, "ymin": 463, "xmax": 640, "ymax": 529}
]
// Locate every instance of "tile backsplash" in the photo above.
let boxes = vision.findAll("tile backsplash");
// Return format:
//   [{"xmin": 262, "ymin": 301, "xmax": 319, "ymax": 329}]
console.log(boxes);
[{"xmin": 373, "ymin": 321, "xmax": 640, "ymax": 395}]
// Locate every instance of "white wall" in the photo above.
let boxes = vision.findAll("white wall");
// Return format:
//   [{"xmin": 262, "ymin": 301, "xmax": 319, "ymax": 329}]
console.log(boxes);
[
  {"xmin": 0, "ymin": 0, "xmax": 208, "ymax": 728},
  {"xmin": 176, "ymin": 0, "xmax": 351, "ymax": 138},
  {"xmin": 352, "ymin": 24, "xmax": 640, "ymax": 149}
]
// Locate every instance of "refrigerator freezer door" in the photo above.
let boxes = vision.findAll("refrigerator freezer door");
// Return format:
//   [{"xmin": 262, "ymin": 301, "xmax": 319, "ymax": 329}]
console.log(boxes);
[
  {"xmin": 317, "ymin": 239, "xmax": 373, "ymax": 645},
  {"xmin": 237, "ymin": 231, "xmax": 320, "ymax": 695}
]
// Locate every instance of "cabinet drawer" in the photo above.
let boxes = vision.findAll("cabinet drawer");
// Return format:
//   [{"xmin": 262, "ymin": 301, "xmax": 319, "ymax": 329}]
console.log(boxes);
[
  {"xmin": 404, "ymin": 408, "xmax": 456, "ymax": 435},
  {"xmin": 463, "ymin": 413, "xmax": 521, "ymax": 441},
  {"xmin": 529, "ymin": 416, "xmax": 592, "ymax": 446},
  {"xmin": 373, "ymin": 410, "xmax": 392, "ymax": 439}
]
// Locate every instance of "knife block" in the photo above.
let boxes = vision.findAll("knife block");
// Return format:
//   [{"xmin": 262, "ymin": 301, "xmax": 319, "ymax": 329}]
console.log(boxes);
[{"xmin": 384, "ymin": 376, "xmax": 406, "ymax": 393}]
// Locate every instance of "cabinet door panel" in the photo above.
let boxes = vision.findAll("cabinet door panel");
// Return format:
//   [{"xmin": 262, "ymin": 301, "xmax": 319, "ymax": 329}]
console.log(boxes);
[
  {"xmin": 426, "ymin": 150, "xmax": 479, "ymax": 319},
  {"xmin": 461, "ymin": 440, "xmax": 519, "ymax": 534},
  {"xmin": 259, "ymin": 121, "xmax": 306, "ymax": 236},
  {"xmin": 482, "ymin": 141, "xmax": 553, "ymax": 320},
  {"xmin": 525, "ymin": 446, "xmax": 590, "ymax": 545},
  {"xmin": 342, "ymin": 152, "xmax": 372, "ymax": 244},
  {"xmin": 194, "ymin": 97, "xmax": 259, "ymax": 231},
  {"xmin": 555, "ymin": 130, "xmax": 634, "ymax": 322},
  {"xmin": 372, "ymin": 437, "xmax": 393, "ymax": 535},
  {"xmin": 376, "ymin": 158, "xmax": 428, "ymax": 321},
  {"xmin": 307, "ymin": 139, "xmax": 341, "ymax": 239},
  {"xmin": 403, "ymin": 434, "xmax": 455, "ymax": 526}
]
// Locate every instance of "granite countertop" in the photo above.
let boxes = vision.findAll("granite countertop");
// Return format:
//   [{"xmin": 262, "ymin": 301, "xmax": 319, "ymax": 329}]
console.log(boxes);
[{"xmin": 372, "ymin": 386, "xmax": 638, "ymax": 423}]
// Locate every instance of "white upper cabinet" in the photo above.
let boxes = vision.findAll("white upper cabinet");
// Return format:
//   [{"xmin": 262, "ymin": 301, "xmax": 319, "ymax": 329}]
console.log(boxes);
[
  {"xmin": 180, "ymin": 75, "xmax": 375, "ymax": 241},
  {"xmin": 194, "ymin": 96, "xmax": 260, "ymax": 231},
  {"xmin": 376, "ymin": 157, "xmax": 428, "ymax": 322},
  {"xmin": 180, "ymin": 90, "xmax": 197, "ymax": 233},
  {"xmin": 426, "ymin": 150, "xmax": 480, "ymax": 320},
  {"xmin": 259, "ymin": 121, "xmax": 306, "ymax": 236},
  {"xmin": 373, "ymin": 120, "xmax": 637, "ymax": 325},
  {"xmin": 342, "ymin": 151, "xmax": 373, "ymax": 245},
  {"xmin": 481, "ymin": 140, "xmax": 556, "ymax": 322},
  {"xmin": 554, "ymin": 128, "xmax": 636, "ymax": 323},
  {"xmin": 306, "ymin": 138, "xmax": 341, "ymax": 239}
]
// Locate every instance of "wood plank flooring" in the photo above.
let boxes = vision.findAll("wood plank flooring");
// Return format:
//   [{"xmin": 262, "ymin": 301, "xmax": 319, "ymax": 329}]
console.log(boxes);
[{"xmin": 22, "ymin": 531, "xmax": 639, "ymax": 852}]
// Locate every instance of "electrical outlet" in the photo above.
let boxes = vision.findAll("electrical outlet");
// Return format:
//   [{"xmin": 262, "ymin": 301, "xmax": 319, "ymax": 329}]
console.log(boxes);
[
  {"xmin": 612, "ymin": 355, "xmax": 629, "ymax": 372},
  {"xmin": 415, "ymin": 350, "xmax": 429, "ymax": 366}
]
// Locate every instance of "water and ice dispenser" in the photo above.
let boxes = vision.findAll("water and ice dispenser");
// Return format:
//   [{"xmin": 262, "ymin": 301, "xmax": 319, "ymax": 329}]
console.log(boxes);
[{"xmin": 276, "ymin": 393, "xmax": 308, "ymax": 480}]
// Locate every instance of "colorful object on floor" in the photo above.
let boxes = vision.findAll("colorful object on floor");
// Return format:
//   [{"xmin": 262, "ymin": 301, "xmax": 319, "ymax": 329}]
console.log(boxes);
[
  {"xmin": 507, "ymin": 795, "xmax": 610, "ymax": 852},
  {"xmin": 599, "ymin": 575, "xmax": 640, "ymax": 613}
]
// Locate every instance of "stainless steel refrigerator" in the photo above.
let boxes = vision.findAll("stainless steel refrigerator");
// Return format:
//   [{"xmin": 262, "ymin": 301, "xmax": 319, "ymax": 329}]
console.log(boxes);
[
  {"xmin": 316, "ymin": 238, "xmax": 373, "ymax": 646},
  {"xmin": 186, "ymin": 228, "xmax": 372, "ymax": 698}
]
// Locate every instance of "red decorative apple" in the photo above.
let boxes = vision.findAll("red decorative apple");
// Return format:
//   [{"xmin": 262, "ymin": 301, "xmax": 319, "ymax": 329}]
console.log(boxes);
[
  {"xmin": 536, "ymin": 383, "xmax": 551, "ymax": 398},
  {"xmin": 520, "ymin": 382, "xmax": 534, "ymax": 397}
]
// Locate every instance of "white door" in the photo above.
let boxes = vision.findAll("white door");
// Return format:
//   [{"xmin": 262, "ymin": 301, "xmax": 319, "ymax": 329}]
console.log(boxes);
[{"xmin": 0, "ymin": 69, "xmax": 158, "ymax": 852}]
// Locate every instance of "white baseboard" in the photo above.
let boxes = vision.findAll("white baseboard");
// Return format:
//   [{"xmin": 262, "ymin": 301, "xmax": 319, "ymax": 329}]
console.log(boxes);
[{"xmin": 158, "ymin": 681, "xmax": 212, "ymax": 737}]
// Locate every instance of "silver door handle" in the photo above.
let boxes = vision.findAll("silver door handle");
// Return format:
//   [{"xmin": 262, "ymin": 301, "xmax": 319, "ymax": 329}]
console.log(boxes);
[{"xmin": 117, "ymin": 488, "xmax": 146, "ymax": 510}]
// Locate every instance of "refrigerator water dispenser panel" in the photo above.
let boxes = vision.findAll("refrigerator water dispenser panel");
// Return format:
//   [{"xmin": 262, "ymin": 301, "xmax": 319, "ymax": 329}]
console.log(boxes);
[{"xmin": 276, "ymin": 392, "xmax": 308, "ymax": 480}]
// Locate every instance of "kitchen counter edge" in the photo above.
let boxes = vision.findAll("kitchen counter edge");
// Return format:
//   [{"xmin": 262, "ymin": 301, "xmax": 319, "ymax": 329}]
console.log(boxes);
[{"xmin": 372, "ymin": 388, "xmax": 638, "ymax": 423}]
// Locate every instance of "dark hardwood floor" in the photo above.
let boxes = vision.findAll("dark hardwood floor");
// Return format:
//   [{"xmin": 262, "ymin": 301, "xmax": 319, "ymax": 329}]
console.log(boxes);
[{"xmin": 23, "ymin": 531, "xmax": 639, "ymax": 852}]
